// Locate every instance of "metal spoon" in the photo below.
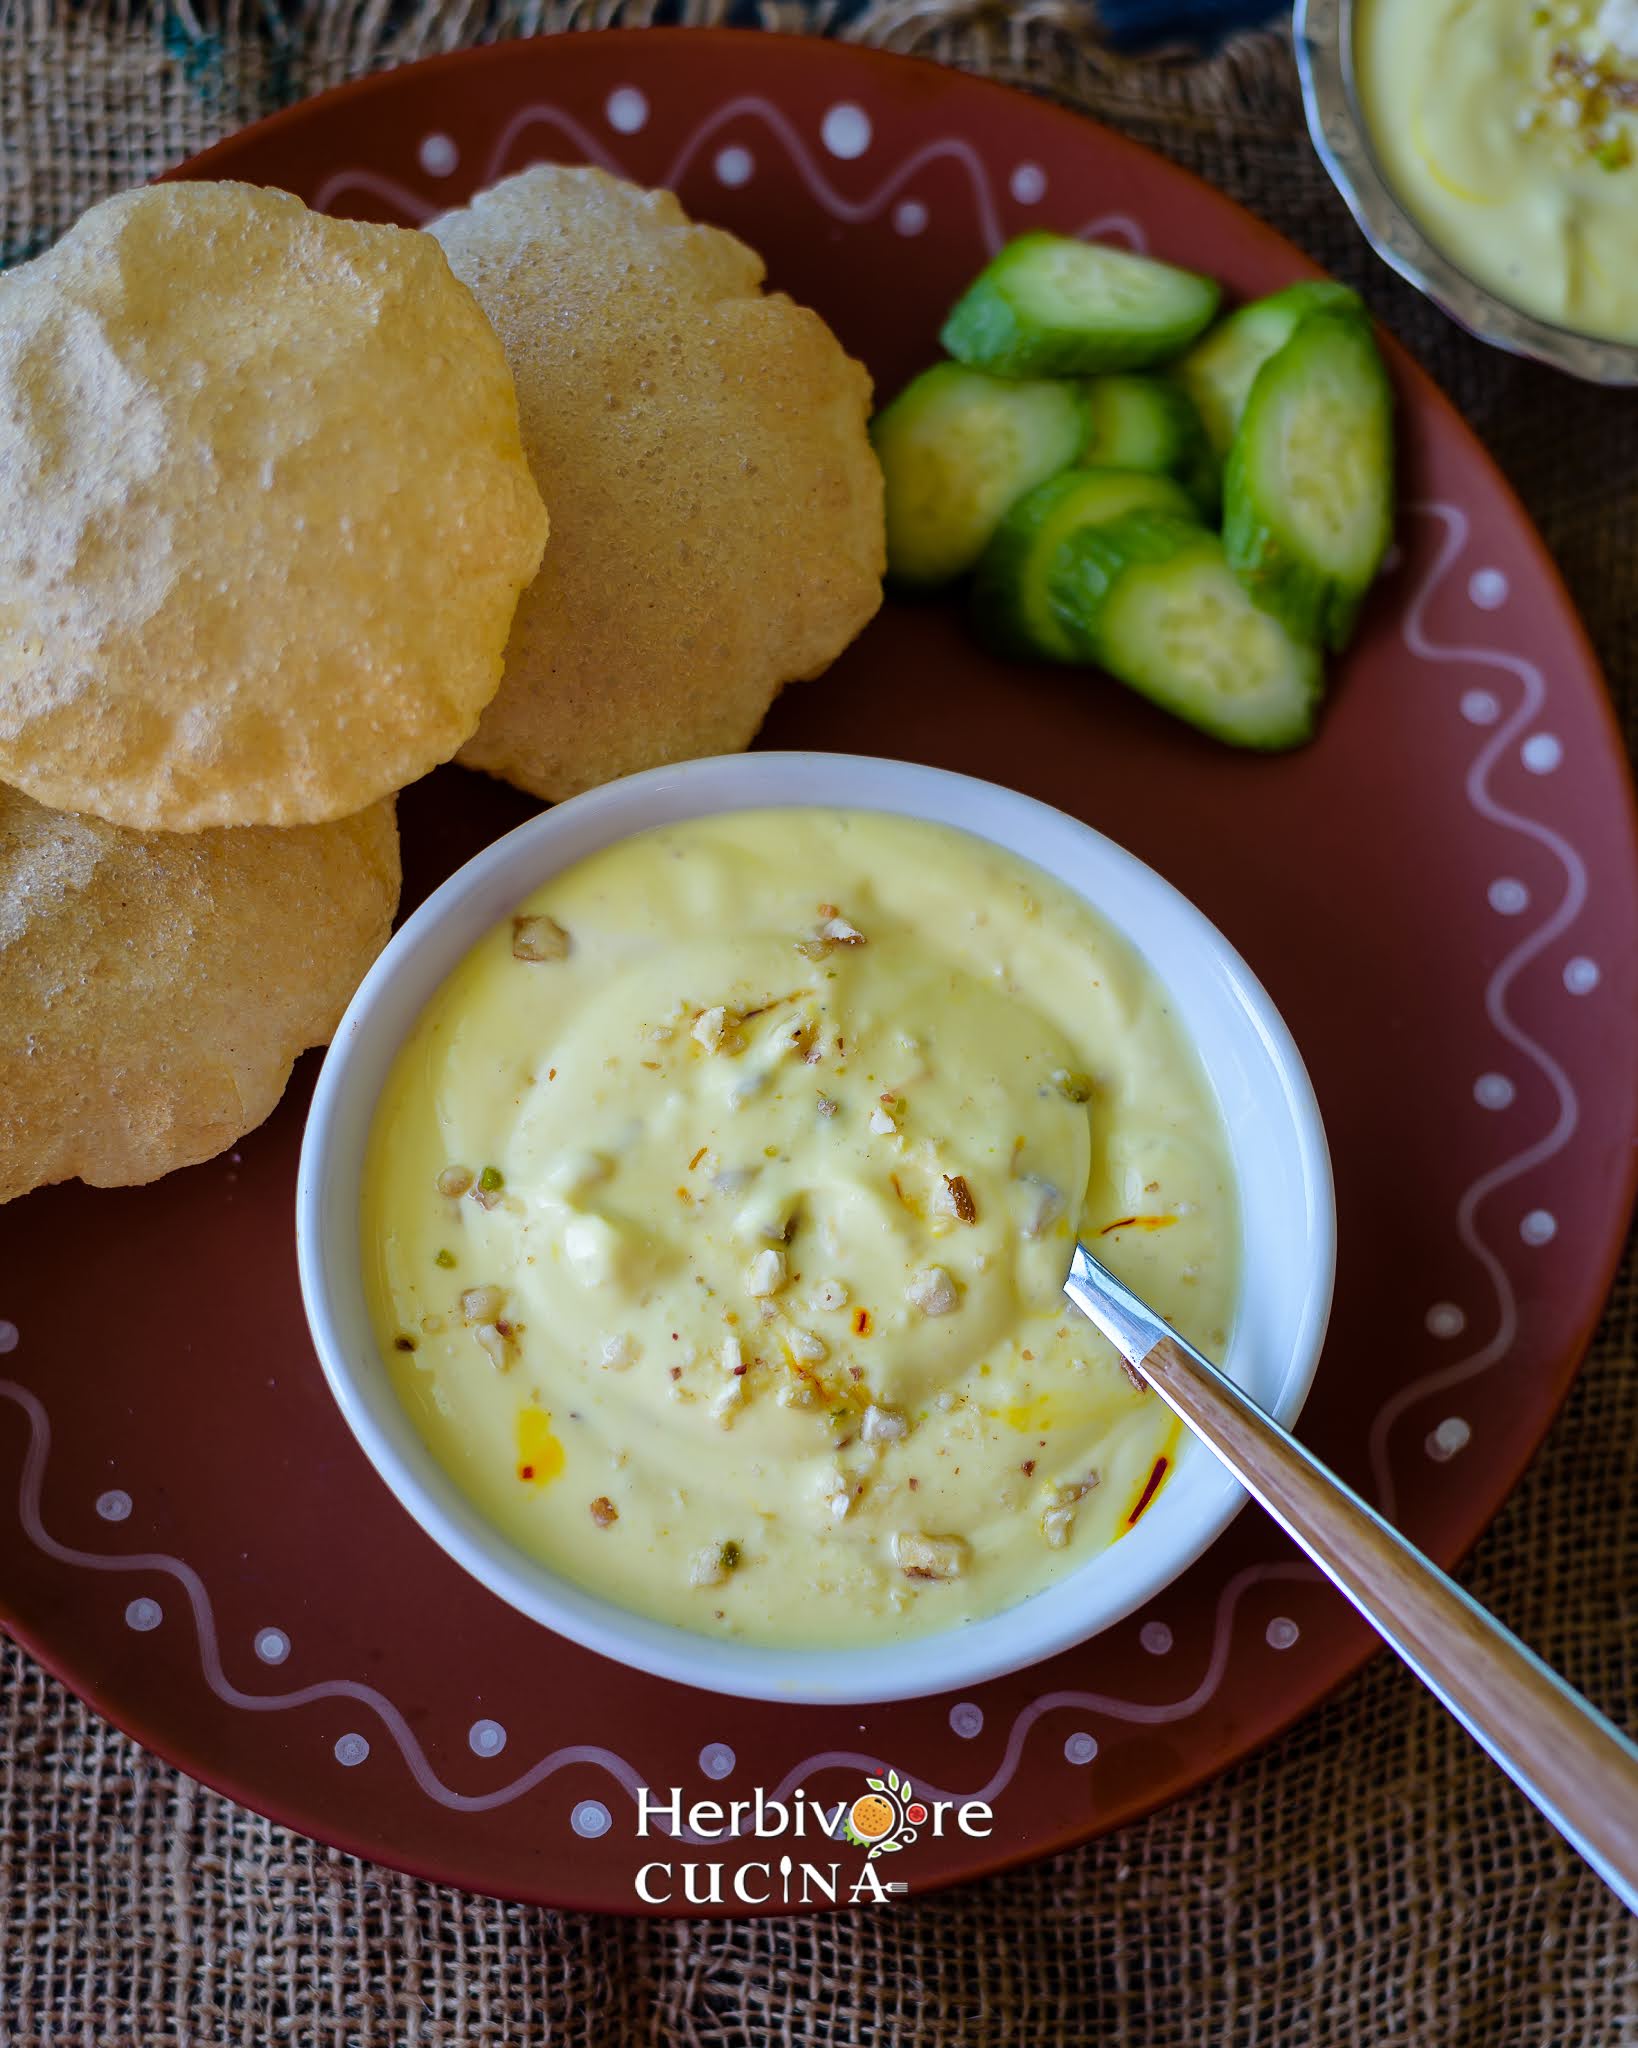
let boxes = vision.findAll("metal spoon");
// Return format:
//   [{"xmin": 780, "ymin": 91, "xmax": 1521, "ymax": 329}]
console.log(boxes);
[{"xmin": 1065, "ymin": 1243, "xmax": 1638, "ymax": 1912}]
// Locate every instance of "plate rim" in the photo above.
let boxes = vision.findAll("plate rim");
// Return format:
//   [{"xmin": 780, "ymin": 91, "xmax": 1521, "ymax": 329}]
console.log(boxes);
[{"xmin": 4, "ymin": 24, "xmax": 1635, "ymax": 1915}]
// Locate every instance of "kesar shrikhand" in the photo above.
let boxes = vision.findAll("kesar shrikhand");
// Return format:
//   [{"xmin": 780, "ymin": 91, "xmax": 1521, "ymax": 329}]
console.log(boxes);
[{"xmin": 360, "ymin": 808, "xmax": 1239, "ymax": 1649}]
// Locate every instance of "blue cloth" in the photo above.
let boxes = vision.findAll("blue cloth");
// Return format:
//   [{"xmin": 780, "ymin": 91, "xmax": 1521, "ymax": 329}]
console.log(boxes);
[{"xmin": 1097, "ymin": 0, "xmax": 1285, "ymax": 48}]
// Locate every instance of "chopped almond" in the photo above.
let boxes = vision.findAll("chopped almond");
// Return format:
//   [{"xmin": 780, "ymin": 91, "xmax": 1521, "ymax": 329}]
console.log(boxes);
[
  {"xmin": 892, "ymin": 1531, "xmax": 969, "ymax": 1580},
  {"xmin": 512, "ymin": 914, "xmax": 570, "ymax": 963}
]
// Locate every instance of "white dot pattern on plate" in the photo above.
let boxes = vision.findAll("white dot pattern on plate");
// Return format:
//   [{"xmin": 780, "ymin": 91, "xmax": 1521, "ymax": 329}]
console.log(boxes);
[
  {"xmin": 1474, "ymin": 1073, "xmax": 1515, "ymax": 1110},
  {"xmin": 1564, "ymin": 956, "xmax": 1601, "ymax": 994},
  {"xmin": 0, "ymin": 1320, "xmax": 17, "ymax": 1354},
  {"xmin": 96, "ymin": 1490, "xmax": 132, "ymax": 1521},
  {"xmin": 469, "ymin": 1718, "xmax": 507, "ymax": 1757},
  {"xmin": 1425, "ymin": 1302, "xmax": 1466, "ymax": 1338},
  {"xmin": 1265, "ymin": 1617, "xmax": 1300, "ymax": 1650},
  {"xmin": 714, "ymin": 146, "xmax": 753, "ymax": 188},
  {"xmin": 417, "ymin": 133, "xmax": 458, "ymax": 177},
  {"xmin": 254, "ymin": 1627, "xmax": 290, "ymax": 1665},
  {"xmin": 949, "ymin": 1702, "xmax": 984, "ymax": 1739},
  {"xmin": 572, "ymin": 1799, "xmax": 612, "ymax": 1838},
  {"xmin": 821, "ymin": 103, "xmax": 871, "ymax": 158},
  {"xmin": 606, "ymin": 86, "xmax": 648, "ymax": 134},
  {"xmin": 1520, "ymin": 732, "xmax": 1562, "ymax": 774},
  {"xmin": 1461, "ymin": 689, "xmax": 1501, "ymax": 725},
  {"xmin": 125, "ymin": 1597, "xmax": 162, "ymax": 1632},
  {"xmin": 893, "ymin": 199, "xmax": 928, "ymax": 236},
  {"xmin": 1426, "ymin": 1416, "xmax": 1472, "ymax": 1462},
  {"xmin": 1488, "ymin": 878, "xmax": 1529, "ymax": 915},
  {"xmin": 1520, "ymin": 1209, "xmax": 1557, "ymax": 1246},
  {"xmin": 1010, "ymin": 162, "xmax": 1047, "ymax": 204},
  {"xmin": 334, "ymin": 1732, "xmax": 370, "ymax": 1768},
  {"xmin": 1139, "ymin": 1621, "xmax": 1172, "ymax": 1656},
  {"xmin": 699, "ymin": 1742, "xmax": 736, "ymax": 1780},
  {"xmin": 1468, "ymin": 567, "xmax": 1509, "ymax": 610},
  {"xmin": 1064, "ymin": 1732, "xmax": 1098, "ymax": 1765}
]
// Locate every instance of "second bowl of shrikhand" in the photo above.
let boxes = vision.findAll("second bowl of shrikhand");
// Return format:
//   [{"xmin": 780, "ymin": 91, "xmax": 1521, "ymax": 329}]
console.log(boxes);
[
  {"xmin": 297, "ymin": 754, "xmax": 1334, "ymax": 1704},
  {"xmin": 1297, "ymin": 0, "xmax": 1638, "ymax": 382}
]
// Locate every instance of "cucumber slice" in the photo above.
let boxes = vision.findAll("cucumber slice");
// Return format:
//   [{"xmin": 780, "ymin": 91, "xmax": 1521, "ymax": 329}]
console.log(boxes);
[
  {"xmin": 1176, "ymin": 281, "xmax": 1361, "ymax": 457},
  {"xmin": 1224, "ymin": 306, "xmax": 1395, "ymax": 652},
  {"xmin": 1048, "ymin": 511, "xmax": 1323, "ymax": 749},
  {"xmin": 972, "ymin": 467, "xmax": 1194, "ymax": 661},
  {"xmin": 940, "ymin": 233, "xmax": 1221, "ymax": 379},
  {"xmin": 1079, "ymin": 374, "xmax": 1220, "ymax": 514},
  {"xmin": 871, "ymin": 363, "xmax": 1090, "ymax": 586}
]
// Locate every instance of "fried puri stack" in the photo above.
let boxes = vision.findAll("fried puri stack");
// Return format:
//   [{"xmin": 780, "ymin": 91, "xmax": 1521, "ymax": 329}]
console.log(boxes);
[{"xmin": 0, "ymin": 184, "xmax": 546, "ymax": 1198}]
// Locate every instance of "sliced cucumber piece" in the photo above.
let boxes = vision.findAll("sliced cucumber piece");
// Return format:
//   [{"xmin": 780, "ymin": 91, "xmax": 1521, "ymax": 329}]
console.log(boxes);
[
  {"xmin": 1079, "ymin": 374, "xmax": 1220, "ymax": 515},
  {"xmin": 1048, "ymin": 511, "xmax": 1323, "ymax": 749},
  {"xmin": 1176, "ymin": 281, "xmax": 1361, "ymax": 457},
  {"xmin": 940, "ymin": 233, "xmax": 1221, "ymax": 379},
  {"xmin": 972, "ymin": 467, "xmax": 1194, "ymax": 661},
  {"xmin": 1224, "ymin": 306, "xmax": 1395, "ymax": 652},
  {"xmin": 871, "ymin": 362, "xmax": 1090, "ymax": 587}
]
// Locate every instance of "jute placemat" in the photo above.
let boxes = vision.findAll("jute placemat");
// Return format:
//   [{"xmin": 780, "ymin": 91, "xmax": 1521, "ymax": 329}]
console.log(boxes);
[{"xmin": 1, "ymin": 6, "xmax": 1635, "ymax": 2042}]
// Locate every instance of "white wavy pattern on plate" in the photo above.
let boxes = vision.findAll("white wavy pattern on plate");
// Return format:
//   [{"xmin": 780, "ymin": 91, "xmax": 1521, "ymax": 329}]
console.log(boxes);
[
  {"xmin": 0, "ymin": 103, "xmax": 1593, "ymax": 1838},
  {"xmin": 309, "ymin": 92, "xmax": 1150, "ymax": 255},
  {"xmin": 0, "ymin": 1373, "xmax": 1309, "ymax": 1828},
  {"xmin": 1367, "ymin": 501, "xmax": 1585, "ymax": 1519}
]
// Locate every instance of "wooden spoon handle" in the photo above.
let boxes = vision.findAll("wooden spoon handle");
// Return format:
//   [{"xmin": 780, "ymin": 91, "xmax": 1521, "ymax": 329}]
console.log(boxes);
[{"xmin": 1064, "ymin": 1249, "xmax": 1638, "ymax": 1911}]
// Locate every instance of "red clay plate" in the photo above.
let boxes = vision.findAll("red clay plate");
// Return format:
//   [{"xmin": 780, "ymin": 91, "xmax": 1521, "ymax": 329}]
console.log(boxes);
[{"xmin": 3, "ymin": 32, "xmax": 1635, "ymax": 1916}]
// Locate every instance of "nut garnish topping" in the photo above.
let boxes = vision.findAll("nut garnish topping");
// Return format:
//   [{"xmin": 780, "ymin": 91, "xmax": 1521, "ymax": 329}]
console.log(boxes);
[
  {"xmin": 822, "ymin": 1470, "xmax": 853, "ymax": 1519},
  {"xmin": 892, "ymin": 1531, "xmax": 970, "ymax": 1581},
  {"xmin": 435, "ymin": 1164, "xmax": 473, "ymax": 1198},
  {"xmin": 788, "ymin": 1327, "xmax": 828, "ymax": 1365},
  {"xmin": 710, "ymin": 1378, "xmax": 745, "ymax": 1426},
  {"xmin": 692, "ymin": 1005, "xmax": 740, "ymax": 1054},
  {"xmin": 459, "ymin": 1285, "xmax": 504, "ymax": 1325},
  {"xmin": 935, "ymin": 1174, "xmax": 978, "ymax": 1224},
  {"xmin": 690, "ymin": 1540, "xmax": 741, "ymax": 1588},
  {"xmin": 907, "ymin": 1266, "xmax": 960, "ymax": 1317},
  {"xmin": 860, "ymin": 1404, "xmax": 908, "ymax": 1446},
  {"xmin": 1041, "ymin": 1474, "xmax": 1099, "ymax": 1549},
  {"xmin": 812, "ymin": 1278, "xmax": 850, "ymax": 1312},
  {"xmin": 589, "ymin": 1496, "xmax": 619, "ymax": 1528},
  {"xmin": 599, "ymin": 1332, "xmax": 638, "ymax": 1371},
  {"xmin": 473, "ymin": 1323, "xmax": 512, "ymax": 1372},
  {"xmin": 797, "ymin": 913, "xmax": 867, "ymax": 961},
  {"xmin": 511, "ymin": 914, "xmax": 570, "ymax": 962},
  {"xmin": 745, "ymin": 1247, "xmax": 787, "ymax": 1298}
]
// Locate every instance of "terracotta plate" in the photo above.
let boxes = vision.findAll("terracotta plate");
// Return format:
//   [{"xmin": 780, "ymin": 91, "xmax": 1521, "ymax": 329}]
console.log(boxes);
[{"xmin": 3, "ymin": 32, "xmax": 1634, "ymax": 1916}]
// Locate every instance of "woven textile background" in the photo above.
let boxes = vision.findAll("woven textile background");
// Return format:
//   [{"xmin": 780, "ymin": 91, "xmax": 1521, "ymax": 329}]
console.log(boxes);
[{"xmin": 1, "ymin": 6, "xmax": 1635, "ymax": 2043}]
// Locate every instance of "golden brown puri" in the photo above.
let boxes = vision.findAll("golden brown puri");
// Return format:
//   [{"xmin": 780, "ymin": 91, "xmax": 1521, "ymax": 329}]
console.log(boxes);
[
  {"xmin": 0, "ymin": 784, "xmax": 401, "ymax": 1202},
  {"xmin": 0, "ymin": 182, "xmax": 548, "ymax": 833},
  {"xmin": 429, "ymin": 166, "xmax": 884, "ymax": 801}
]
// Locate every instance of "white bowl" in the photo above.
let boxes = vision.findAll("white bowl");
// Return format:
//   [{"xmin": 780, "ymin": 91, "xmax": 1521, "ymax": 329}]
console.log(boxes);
[{"xmin": 297, "ymin": 754, "xmax": 1334, "ymax": 1705}]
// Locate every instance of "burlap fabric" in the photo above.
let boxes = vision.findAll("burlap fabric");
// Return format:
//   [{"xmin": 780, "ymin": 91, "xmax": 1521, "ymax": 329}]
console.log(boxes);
[{"xmin": 1, "ymin": 6, "xmax": 1634, "ymax": 2042}]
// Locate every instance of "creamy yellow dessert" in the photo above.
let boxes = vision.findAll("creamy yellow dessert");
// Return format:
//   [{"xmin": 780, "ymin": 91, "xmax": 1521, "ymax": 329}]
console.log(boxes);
[
  {"xmin": 361, "ymin": 810, "xmax": 1238, "ymax": 1647},
  {"xmin": 1357, "ymin": 0, "xmax": 1638, "ymax": 341}
]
